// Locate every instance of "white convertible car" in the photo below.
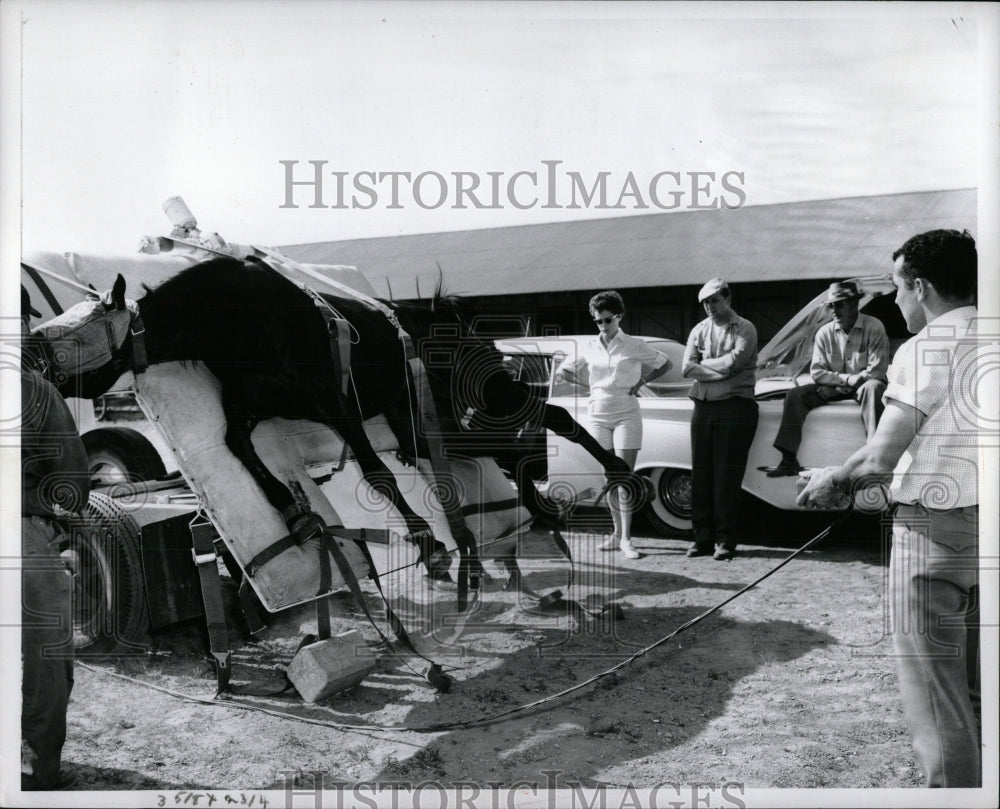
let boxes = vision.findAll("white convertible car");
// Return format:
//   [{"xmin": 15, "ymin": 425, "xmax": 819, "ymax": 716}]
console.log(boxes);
[{"xmin": 496, "ymin": 275, "xmax": 904, "ymax": 535}]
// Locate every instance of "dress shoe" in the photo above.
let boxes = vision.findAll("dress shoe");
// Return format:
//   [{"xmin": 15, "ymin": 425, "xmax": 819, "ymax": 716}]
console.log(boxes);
[
  {"xmin": 686, "ymin": 546, "xmax": 711, "ymax": 557},
  {"xmin": 21, "ymin": 770, "xmax": 77, "ymax": 791},
  {"xmin": 766, "ymin": 459, "xmax": 802, "ymax": 478},
  {"xmin": 713, "ymin": 547, "xmax": 735, "ymax": 561}
]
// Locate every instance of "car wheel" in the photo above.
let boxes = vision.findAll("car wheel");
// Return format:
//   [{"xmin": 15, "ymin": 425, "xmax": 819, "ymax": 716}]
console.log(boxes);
[
  {"xmin": 60, "ymin": 492, "xmax": 149, "ymax": 653},
  {"xmin": 82, "ymin": 427, "xmax": 166, "ymax": 487},
  {"xmin": 643, "ymin": 467, "xmax": 694, "ymax": 536}
]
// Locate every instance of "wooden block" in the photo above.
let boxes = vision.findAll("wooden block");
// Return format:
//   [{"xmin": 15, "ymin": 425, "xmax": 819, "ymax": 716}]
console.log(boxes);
[{"xmin": 286, "ymin": 630, "xmax": 376, "ymax": 703}]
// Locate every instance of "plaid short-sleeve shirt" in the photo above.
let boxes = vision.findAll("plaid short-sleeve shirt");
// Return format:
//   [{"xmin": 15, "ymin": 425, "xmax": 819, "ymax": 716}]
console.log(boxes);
[{"xmin": 884, "ymin": 306, "xmax": 981, "ymax": 508}]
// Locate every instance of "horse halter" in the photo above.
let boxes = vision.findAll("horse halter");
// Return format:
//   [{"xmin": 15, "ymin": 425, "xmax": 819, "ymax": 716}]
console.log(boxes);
[{"xmin": 32, "ymin": 291, "xmax": 148, "ymax": 377}]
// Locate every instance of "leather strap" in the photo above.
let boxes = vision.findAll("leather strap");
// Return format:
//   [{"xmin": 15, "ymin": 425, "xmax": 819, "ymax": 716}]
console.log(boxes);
[
  {"xmin": 316, "ymin": 532, "xmax": 334, "ymax": 641},
  {"xmin": 189, "ymin": 519, "xmax": 232, "ymax": 696},
  {"xmin": 129, "ymin": 311, "xmax": 149, "ymax": 373},
  {"xmin": 405, "ymin": 349, "xmax": 480, "ymax": 612},
  {"xmin": 245, "ymin": 527, "xmax": 389, "ymax": 577}
]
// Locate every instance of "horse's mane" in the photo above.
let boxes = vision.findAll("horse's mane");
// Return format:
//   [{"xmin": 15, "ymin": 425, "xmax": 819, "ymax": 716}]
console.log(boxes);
[{"xmin": 387, "ymin": 289, "xmax": 475, "ymax": 340}]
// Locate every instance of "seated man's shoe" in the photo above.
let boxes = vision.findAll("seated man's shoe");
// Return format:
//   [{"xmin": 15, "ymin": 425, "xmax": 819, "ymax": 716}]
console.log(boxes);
[
  {"xmin": 713, "ymin": 546, "xmax": 736, "ymax": 561},
  {"xmin": 766, "ymin": 459, "xmax": 802, "ymax": 478},
  {"xmin": 686, "ymin": 545, "xmax": 711, "ymax": 558}
]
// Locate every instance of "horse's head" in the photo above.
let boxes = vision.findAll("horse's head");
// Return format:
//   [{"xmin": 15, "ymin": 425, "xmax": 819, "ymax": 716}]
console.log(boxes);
[{"xmin": 31, "ymin": 274, "xmax": 141, "ymax": 399}]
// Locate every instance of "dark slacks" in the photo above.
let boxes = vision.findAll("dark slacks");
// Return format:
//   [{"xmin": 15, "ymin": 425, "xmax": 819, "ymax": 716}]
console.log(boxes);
[
  {"xmin": 690, "ymin": 397, "xmax": 758, "ymax": 551},
  {"xmin": 22, "ymin": 515, "xmax": 75, "ymax": 788},
  {"xmin": 773, "ymin": 380, "xmax": 886, "ymax": 455}
]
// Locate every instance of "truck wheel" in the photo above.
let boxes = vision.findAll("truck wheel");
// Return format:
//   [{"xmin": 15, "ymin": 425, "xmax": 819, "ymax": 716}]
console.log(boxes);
[
  {"xmin": 60, "ymin": 492, "xmax": 149, "ymax": 653},
  {"xmin": 82, "ymin": 427, "xmax": 166, "ymax": 486},
  {"xmin": 643, "ymin": 467, "xmax": 694, "ymax": 536}
]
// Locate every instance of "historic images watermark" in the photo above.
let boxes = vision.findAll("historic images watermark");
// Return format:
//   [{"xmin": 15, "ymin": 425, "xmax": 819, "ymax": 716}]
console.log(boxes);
[
  {"xmin": 278, "ymin": 772, "xmax": 747, "ymax": 809},
  {"xmin": 279, "ymin": 161, "xmax": 746, "ymax": 212}
]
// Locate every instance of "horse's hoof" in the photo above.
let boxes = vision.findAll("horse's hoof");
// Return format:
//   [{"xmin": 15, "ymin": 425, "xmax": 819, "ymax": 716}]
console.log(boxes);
[
  {"xmin": 426, "ymin": 663, "xmax": 453, "ymax": 693},
  {"xmin": 289, "ymin": 512, "xmax": 324, "ymax": 543},
  {"xmin": 421, "ymin": 546, "xmax": 453, "ymax": 577},
  {"xmin": 424, "ymin": 572, "xmax": 457, "ymax": 592},
  {"xmin": 531, "ymin": 495, "xmax": 572, "ymax": 530}
]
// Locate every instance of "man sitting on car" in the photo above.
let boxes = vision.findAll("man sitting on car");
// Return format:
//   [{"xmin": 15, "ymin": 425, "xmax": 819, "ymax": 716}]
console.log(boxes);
[{"xmin": 766, "ymin": 280, "xmax": 889, "ymax": 477}]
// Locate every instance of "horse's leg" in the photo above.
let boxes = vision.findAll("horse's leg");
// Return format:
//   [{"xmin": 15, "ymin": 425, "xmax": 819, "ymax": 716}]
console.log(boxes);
[
  {"xmin": 310, "ymin": 402, "xmax": 450, "ymax": 579},
  {"xmin": 538, "ymin": 403, "xmax": 630, "ymax": 475},
  {"xmin": 539, "ymin": 403, "xmax": 647, "ymax": 504},
  {"xmin": 223, "ymin": 415, "xmax": 324, "ymax": 540}
]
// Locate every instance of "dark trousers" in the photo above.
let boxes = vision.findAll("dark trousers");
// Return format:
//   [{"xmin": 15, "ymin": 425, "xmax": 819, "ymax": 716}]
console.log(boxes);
[
  {"xmin": 690, "ymin": 397, "xmax": 758, "ymax": 551},
  {"xmin": 773, "ymin": 380, "xmax": 886, "ymax": 456},
  {"xmin": 22, "ymin": 516, "xmax": 74, "ymax": 787}
]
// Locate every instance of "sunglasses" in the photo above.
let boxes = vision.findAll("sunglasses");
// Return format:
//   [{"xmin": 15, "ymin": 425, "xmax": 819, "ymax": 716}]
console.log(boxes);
[{"xmin": 593, "ymin": 315, "xmax": 619, "ymax": 325}]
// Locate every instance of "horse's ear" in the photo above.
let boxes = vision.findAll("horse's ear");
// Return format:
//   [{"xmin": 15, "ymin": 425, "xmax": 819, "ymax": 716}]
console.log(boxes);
[{"xmin": 112, "ymin": 274, "xmax": 127, "ymax": 309}]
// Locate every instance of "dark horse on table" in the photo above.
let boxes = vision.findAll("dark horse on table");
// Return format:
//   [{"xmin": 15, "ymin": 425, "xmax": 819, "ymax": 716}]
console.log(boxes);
[{"xmin": 33, "ymin": 257, "xmax": 643, "ymax": 586}]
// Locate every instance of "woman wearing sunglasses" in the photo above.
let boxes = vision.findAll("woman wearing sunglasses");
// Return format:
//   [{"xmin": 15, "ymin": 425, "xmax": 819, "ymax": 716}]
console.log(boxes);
[{"xmin": 556, "ymin": 290, "xmax": 670, "ymax": 558}]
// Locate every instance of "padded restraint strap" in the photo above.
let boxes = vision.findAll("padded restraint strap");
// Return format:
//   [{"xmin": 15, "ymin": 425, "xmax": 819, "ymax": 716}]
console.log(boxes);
[
  {"xmin": 245, "ymin": 527, "xmax": 388, "ymax": 577},
  {"xmin": 189, "ymin": 519, "xmax": 232, "ymax": 696}
]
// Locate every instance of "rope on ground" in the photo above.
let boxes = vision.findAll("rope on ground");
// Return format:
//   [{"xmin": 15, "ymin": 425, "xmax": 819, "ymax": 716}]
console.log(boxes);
[{"xmin": 78, "ymin": 510, "xmax": 850, "ymax": 734}]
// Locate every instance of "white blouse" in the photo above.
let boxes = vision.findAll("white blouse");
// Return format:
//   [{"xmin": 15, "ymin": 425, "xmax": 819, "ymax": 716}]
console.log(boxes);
[{"xmin": 558, "ymin": 331, "xmax": 668, "ymax": 398}]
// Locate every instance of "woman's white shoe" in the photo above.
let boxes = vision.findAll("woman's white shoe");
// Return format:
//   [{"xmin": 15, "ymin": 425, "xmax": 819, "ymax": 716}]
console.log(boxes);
[{"xmin": 620, "ymin": 539, "xmax": 640, "ymax": 559}]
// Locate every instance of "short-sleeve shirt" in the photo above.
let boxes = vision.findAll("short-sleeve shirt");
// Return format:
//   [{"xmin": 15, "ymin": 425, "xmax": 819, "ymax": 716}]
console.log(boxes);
[
  {"xmin": 683, "ymin": 311, "xmax": 758, "ymax": 401},
  {"xmin": 811, "ymin": 313, "xmax": 890, "ymax": 386},
  {"xmin": 884, "ymin": 305, "xmax": 980, "ymax": 508},
  {"xmin": 558, "ymin": 331, "xmax": 668, "ymax": 399}
]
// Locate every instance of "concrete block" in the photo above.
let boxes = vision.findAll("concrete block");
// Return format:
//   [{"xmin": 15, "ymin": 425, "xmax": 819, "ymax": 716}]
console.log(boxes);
[{"xmin": 286, "ymin": 630, "xmax": 376, "ymax": 703}]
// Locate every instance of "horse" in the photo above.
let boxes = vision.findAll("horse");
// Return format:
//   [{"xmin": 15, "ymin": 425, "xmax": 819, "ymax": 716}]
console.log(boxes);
[{"xmin": 33, "ymin": 256, "xmax": 643, "ymax": 584}]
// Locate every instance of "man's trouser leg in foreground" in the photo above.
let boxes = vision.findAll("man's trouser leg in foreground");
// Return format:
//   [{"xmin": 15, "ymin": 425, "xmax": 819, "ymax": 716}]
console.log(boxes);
[
  {"xmin": 21, "ymin": 515, "xmax": 74, "ymax": 789},
  {"xmin": 890, "ymin": 504, "xmax": 980, "ymax": 788}
]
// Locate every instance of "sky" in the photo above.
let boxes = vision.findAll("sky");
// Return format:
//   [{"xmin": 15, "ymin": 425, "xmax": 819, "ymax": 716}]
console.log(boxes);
[{"xmin": 1, "ymin": 1, "xmax": 994, "ymax": 258}]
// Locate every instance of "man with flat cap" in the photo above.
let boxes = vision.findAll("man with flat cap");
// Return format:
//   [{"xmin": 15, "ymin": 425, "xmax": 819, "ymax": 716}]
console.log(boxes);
[
  {"xmin": 681, "ymin": 278, "xmax": 758, "ymax": 560},
  {"xmin": 766, "ymin": 280, "xmax": 889, "ymax": 477}
]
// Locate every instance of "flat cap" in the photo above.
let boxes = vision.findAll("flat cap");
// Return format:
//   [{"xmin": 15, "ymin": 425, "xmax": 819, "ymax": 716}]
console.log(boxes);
[{"xmin": 697, "ymin": 277, "xmax": 729, "ymax": 302}]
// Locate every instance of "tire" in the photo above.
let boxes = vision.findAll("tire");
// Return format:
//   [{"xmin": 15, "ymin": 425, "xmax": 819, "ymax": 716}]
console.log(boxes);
[
  {"xmin": 60, "ymin": 492, "xmax": 149, "ymax": 653},
  {"xmin": 643, "ymin": 467, "xmax": 694, "ymax": 536},
  {"xmin": 82, "ymin": 427, "xmax": 166, "ymax": 487}
]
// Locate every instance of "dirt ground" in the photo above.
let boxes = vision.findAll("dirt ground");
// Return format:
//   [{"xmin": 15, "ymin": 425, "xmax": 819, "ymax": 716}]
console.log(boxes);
[{"xmin": 56, "ymin": 507, "xmax": 925, "ymax": 798}]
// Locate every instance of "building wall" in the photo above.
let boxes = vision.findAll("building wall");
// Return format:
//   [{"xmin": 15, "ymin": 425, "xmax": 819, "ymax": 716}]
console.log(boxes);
[{"xmin": 451, "ymin": 278, "xmax": 845, "ymax": 346}]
